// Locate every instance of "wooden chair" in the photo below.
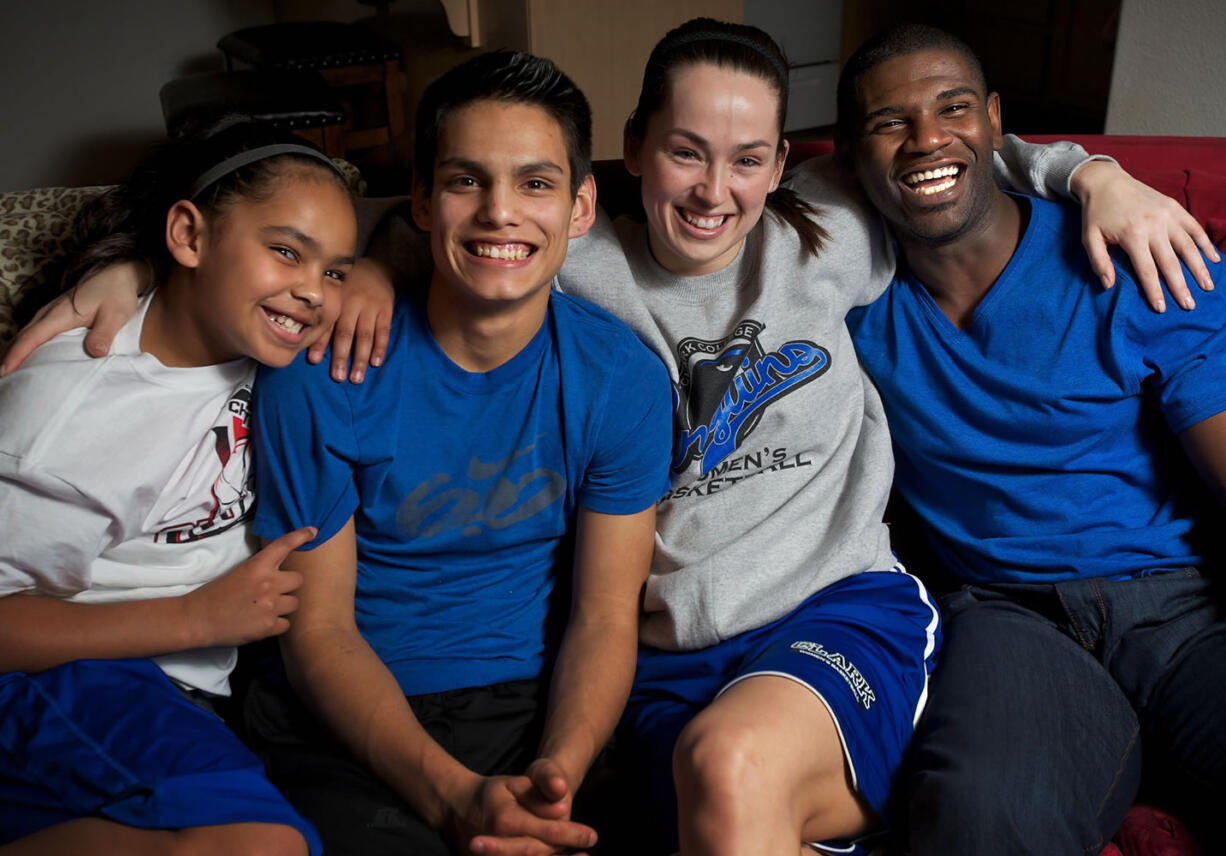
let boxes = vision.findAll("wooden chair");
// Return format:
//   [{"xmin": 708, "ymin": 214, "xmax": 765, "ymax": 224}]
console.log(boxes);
[
  {"xmin": 217, "ymin": 22, "xmax": 407, "ymax": 159},
  {"xmin": 159, "ymin": 69, "xmax": 348, "ymax": 158}
]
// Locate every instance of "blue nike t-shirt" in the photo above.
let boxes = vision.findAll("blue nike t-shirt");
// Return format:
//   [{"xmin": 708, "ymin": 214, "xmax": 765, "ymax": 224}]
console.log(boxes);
[
  {"xmin": 848, "ymin": 195, "xmax": 1226, "ymax": 584},
  {"xmin": 253, "ymin": 289, "xmax": 672, "ymax": 694}
]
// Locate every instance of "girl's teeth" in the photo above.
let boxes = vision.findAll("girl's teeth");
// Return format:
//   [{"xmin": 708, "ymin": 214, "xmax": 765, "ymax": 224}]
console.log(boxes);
[
  {"xmin": 269, "ymin": 313, "xmax": 304, "ymax": 334},
  {"xmin": 473, "ymin": 244, "xmax": 530, "ymax": 260},
  {"xmin": 682, "ymin": 211, "xmax": 726, "ymax": 230}
]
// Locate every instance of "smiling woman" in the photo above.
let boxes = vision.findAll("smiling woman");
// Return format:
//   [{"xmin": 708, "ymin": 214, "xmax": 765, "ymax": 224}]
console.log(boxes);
[
  {"xmin": 626, "ymin": 62, "xmax": 786, "ymax": 276},
  {"xmin": 553, "ymin": 18, "xmax": 948, "ymax": 856}
]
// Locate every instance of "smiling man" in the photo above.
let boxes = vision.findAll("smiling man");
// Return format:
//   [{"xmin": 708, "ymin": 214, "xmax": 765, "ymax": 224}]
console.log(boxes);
[
  {"xmin": 244, "ymin": 51, "xmax": 672, "ymax": 856},
  {"xmin": 839, "ymin": 24, "xmax": 1226, "ymax": 855}
]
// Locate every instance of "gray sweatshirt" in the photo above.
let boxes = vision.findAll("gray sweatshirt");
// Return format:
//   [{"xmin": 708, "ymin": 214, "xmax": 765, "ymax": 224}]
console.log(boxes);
[{"xmin": 558, "ymin": 141, "xmax": 1092, "ymax": 650}]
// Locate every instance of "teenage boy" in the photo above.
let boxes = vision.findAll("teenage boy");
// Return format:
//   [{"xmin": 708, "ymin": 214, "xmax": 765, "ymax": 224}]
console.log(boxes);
[
  {"xmin": 246, "ymin": 51, "xmax": 672, "ymax": 856},
  {"xmin": 838, "ymin": 24, "xmax": 1226, "ymax": 855}
]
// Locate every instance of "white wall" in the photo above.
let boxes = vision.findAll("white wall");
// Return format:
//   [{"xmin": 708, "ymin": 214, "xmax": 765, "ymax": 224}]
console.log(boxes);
[
  {"xmin": 0, "ymin": 1, "xmax": 272, "ymax": 191},
  {"xmin": 1106, "ymin": 0, "xmax": 1226, "ymax": 135}
]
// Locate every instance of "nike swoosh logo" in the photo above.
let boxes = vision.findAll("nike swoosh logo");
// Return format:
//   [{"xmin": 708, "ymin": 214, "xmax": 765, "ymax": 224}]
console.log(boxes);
[{"xmin": 466, "ymin": 435, "xmax": 543, "ymax": 480}]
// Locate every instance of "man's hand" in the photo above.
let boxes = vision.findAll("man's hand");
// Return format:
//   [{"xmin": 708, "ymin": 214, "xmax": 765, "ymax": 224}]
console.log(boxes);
[
  {"xmin": 521, "ymin": 758, "xmax": 574, "ymax": 819},
  {"xmin": 1072, "ymin": 159, "xmax": 1220, "ymax": 312},
  {"xmin": 0, "ymin": 260, "xmax": 145, "ymax": 375},
  {"xmin": 180, "ymin": 526, "xmax": 315, "ymax": 648},
  {"xmin": 306, "ymin": 256, "xmax": 396, "ymax": 384},
  {"xmin": 446, "ymin": 767, "xmax": 595, "ymax": 856}
]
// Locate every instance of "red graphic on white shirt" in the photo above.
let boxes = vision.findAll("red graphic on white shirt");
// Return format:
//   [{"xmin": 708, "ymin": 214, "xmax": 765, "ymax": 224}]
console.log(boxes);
[{"xmin": 155, "ymin": 387, "xmax": 255, "ymax": 544}]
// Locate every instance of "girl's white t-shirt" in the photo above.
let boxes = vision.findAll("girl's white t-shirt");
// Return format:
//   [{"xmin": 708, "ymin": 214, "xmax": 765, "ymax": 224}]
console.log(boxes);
[{"xmin": 0, "ymin": 292, "xmax": 258, "ymax": 694}]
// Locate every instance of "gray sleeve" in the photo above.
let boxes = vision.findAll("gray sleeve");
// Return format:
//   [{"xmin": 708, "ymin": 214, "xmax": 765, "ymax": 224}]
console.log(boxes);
[
  {"xmin": 782, "ymin": 155, "xmax": 896, "ymax": 307},
  {"xmin": 993, "ymin": 133, "xmax": 1116, "ymax": 201},
  {"xmin": 558, "ymin": 208, "xmax": 638, "ymax": 303}
]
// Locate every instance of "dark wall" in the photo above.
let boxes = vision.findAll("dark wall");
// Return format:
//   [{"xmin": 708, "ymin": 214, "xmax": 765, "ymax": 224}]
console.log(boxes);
[{"xmin": 842, "ymin": 0, "xmax": 1122, "ymax": 134}]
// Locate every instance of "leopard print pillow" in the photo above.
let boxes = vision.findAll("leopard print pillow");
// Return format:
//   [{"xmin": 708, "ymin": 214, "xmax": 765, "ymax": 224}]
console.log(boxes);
[{"xmin": 0, "ymin": 185, "xmax": 109, "ymax": 345}]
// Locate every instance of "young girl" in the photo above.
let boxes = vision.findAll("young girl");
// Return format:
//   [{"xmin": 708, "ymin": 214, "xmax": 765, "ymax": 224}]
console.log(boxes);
[{"xmin": 0, "ymin": 122, "xmax": 356, "ymax": 855}]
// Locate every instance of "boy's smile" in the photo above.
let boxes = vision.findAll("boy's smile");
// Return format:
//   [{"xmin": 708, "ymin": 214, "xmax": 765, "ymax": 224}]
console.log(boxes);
[{"xmin": 414, "ymin": 100, "xmax": 595, "ymax": 335}]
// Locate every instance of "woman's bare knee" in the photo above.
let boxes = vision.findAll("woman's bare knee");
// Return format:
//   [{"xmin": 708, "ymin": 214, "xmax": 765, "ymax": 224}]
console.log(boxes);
[
  {"xmin": 674, "ymin": 709, "xmax": 768, "ymax": 806},
  {"xmin": 675, "ymin": 678, "xmax": 875, "ymax": 845}
]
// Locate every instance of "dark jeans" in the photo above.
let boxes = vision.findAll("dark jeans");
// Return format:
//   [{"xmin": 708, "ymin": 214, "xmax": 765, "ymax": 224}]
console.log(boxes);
[
  {"xmin": 903, "ymin": 569, "xmax": 1226, "ymax": 855},
  {"xmin": 243, "ymin": 673, "xmax": 549, "ymax": 856}
]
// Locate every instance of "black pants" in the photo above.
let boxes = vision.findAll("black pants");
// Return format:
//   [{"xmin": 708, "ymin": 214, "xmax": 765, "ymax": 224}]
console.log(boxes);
[{"xmin": 243, "ymin": 673, "xmax": 550, "ymax": 856}]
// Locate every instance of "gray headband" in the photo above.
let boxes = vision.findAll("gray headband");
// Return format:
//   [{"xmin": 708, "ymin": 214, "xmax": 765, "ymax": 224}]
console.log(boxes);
[
  {"xmin": 663, "ymin": 30, "xmax": 789, "ymax": 83},
  {"xmin": 186, "ymin": 143, "xmax": 345, "ymax": 200}
]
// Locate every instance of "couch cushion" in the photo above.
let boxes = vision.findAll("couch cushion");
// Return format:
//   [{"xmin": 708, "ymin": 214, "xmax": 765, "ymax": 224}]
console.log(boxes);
[
  {"xmin": 1186, "ymin": 170, "xmax": 1226, "ymax": 250},
  {"xmin": 0, "ymin": 185, "xmax": 108, "ymax": 344}
]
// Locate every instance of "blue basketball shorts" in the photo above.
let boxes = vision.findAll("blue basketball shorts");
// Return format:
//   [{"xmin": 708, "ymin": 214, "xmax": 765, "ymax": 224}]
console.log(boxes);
[
  {"xmin": 0, "ymin": 658, "xmax": 321, "ymax": 854},
  {"xmin": 623, "ymin": 567, "xmax": 941, "ymax": 855}
]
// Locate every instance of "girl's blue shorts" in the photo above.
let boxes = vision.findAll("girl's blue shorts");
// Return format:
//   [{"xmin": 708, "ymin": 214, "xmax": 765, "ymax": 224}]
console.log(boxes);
[
  {"xmin": 0, "ymin": 657, "xmax": 320, "ymax": 854},
  {"xmin": 624, "ymin": 567, "xmax": 941, "ymax": 856}
]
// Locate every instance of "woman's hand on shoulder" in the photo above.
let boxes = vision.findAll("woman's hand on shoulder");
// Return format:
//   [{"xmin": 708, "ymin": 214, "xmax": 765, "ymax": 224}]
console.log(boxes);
[
  {"xmin": 308, "ymin": 256, "xmax": 396, "ymax": 384},
  {"xmin": 1, "ymin": 260, "xmax": 146, "ymax": 375},
  {"xmin": 1071, "ymin": 159, "xmax": 1220, "ymax": 312}
]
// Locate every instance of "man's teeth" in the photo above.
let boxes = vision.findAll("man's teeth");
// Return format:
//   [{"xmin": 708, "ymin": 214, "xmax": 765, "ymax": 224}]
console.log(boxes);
[
  {"xmin": 681, "ymin": 211, "xmax": 727, "ymax": 230},
  {"xmin": 472, "ymin": 243, "xmax": 531, "ymax": 260},
  {"xmin": 904, "ymin": 165, "xmax": 961, "ymax": 195},
  {"xmin": 905, "ymin": 165, "xmax": 960, "ymax": 183},
  {"xmin": 915, "ymin": 178, "xmax": 957, "ymax": 196},
  {"xmin": 268, "ymin": 313, "xmax": 304, "ymax": 334}
]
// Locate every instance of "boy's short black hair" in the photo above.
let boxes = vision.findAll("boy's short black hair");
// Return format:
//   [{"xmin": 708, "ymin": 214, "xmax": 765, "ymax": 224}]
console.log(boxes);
[
  {"xmin": 413, "ymin": 50, "xmax": 592, "ymax": 197},
  {"xmin": 836, "ymin": 23, "xmax": 987, "ymax": 140}
]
